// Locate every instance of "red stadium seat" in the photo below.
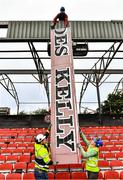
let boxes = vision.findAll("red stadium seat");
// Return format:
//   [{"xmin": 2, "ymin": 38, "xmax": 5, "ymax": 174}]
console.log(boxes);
[
  {"xmin": 12, "ymin": 149, "xmax": 23, "ymax": 155},
  {"xmin": 7, "ymin": 143, "xmax": 17, "ymax": 149},
  {"xmin": 0, "ymin": 163, "xmax": 13, "ymax": 173},
  {"xmin": 6, "ymin": 173, "xmax": 22, "ymax": 180},
  {"xmin": 115, "ymin": 152, "xmax": 123, "ymax": 160},
  {"xmin": 23, "ymin": 173, "xmax": 35, "ymax": 180},
  {"xmin": 0, "ymin": 173, "xmax": 5, "ymax": 180},
  {"xmin": 71, "ymin": 172, "xmax": 87, "ymax": 179},
  {"xmin": 104, "ymin": 153, "xmax": 116, "ymax": 161},
  {"xmin": 1, "ymin": 149, "xmax": 12, "ymax": 156},
  {"xmin": 6, "ymin": 155, "xmax": 18, "ymax": 164},
  {"xmin": 0, "ymin": 155, "xmax": 6, "ymax": 163},
  {"xmin": 17, "ymin": 143, "xmax": 27, "ymax": 149},
  {"xmin": 55, "ymin": 164, "xmax": 69, "ymax": 172},
  {"xmin": 19, "ymin": 155, "xmax": 30, "ymax": 163},
  {"xmin": 23, "ymin": 148, "xmax": 34, "ymax": 155},
  {"xmin": 99, "ymin": 147, "xmax": 110, "ymax": 153},
  {"xmin": 110, "ymin": 160, "xmax": 123, "ymax": 170},
  {"xmin": 110, "ymin": 146, "xmax": 120, "ymax": 153},
  {"xmin": 48, "ymin": 172, "xmax": 55, "ymax": 179},
  {"xmin": 13, "ymin": 162, "xmax": 27, "ymax": 173},
  {"xmin": 27, "ymin": 162, "xmax": 35, "ymax": 172},
  {"xmin": 49, "ymin": 165, "xmax": 55, "ymax": 172},
  {"xmin": 120, "ymin": 171, "xmax": 123, "ymax": 179},
  {"xmin": 98, "ymin": 171, "xmax": 103, "ymax": 179},
  {"xmin": 104, "ymin": 170, "xmax": 120, "ymax": 179},
  {"xmin": 55, "ymin": 172, "xmax": 70, "ymax": 179},
  {"xmin": 98, "ymin": 160, "xmax": 111, "ymax": 171},
  {"xmin": 69, "ymin": 163, "xmax": 83, "ymax": 172}
]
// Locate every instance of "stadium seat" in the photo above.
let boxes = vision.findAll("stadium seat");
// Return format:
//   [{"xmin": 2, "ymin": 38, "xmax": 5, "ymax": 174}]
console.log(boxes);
[
  {"xmin": 115, "ymin": 152, "xmax": 123, "ymax": 160},
  {"xmin": 104, "ymin": 153, "xmax": 116, "ymax": 161},
  {"xmin": 0, "ymin": 144, "xmax": 7, "ymax": 149},
  {"xmin": 110, "ymin": 160, "xmax": 123, "ymax": 170},
  {"xmin": 99, "ymin": 147, "xmax": 110, "ymax": 153},
  {"xmin": 98, "ymin": 171, "xmax": 103, "ymax": 179},
  {"xmin": 6, "ymin": 173, "xmax": 22, "ymax": 180},
  {"xmin": 71, "ymin": 171, "xmax": 87, "ymax": 179},
  {"xmin": 98, "ymin": 160, "xmax": 111, "ymax": 171},
  {"xmin": 23, "ymin": 148, "xmax": 34, "ymax": 155},
  {"xmin": 19, "ymin": 155, "xmax": 31, "ymax": 163},
  {"xmin": 104, "ymin": 170, "xmax": 120, "ymax": 179},
  {"xmin": 1, "ymin": 149, "xmax": 12, "ymax": 156},
  {"xmin": 7, "ymin": 143, "xmax": 17, "ymax": 149},
  {"xmin": 55, "ymin": 172, "xmax": 70, "ymax": 179},
  {"xmin": 103, "ymin": 141, "xmax": 114, "ymax": 147},
  {"xmin": 17, "ymin": 143, "xmax": 27, "ymax": 149},
  {"xmin": 120, "ymin": 171, "xmax": 123, "ymax": 179},
  {"xmin": 0, "ymin": 155, "xmax": 6, "ymax": 163},
  {"xmin": 49, "ymin": 165, "xmax": 55, "ymax": 172},
  {"xmin": 27, "ymin": 162, "xmax": 35, "ymax": 172},
  {"xmin": 0, "ymin": 173, "xmax": 5, "ymax": 180},
  {"xmin": 48, "ymin": 172, "xmax": 55, "ymax": 179},
  {"xmin": 23, "ymin": 173, "xmax": 35, "ymax": 180},
  {"xmin": 99, "ymin": 153, "xmax": 104, "ymax": 160},
  {"xmin": 110, "ymin": 146, "xmax": 120, "ymax": 153},
  {"xmin": 13, "ymin": 162, "xmax": 27, "ymax": 173},
  {"xmin": 6, "ymin": 155, "xmax": 19, "ymax": 164},
  {"xmin": 0, "ymin": 163, "xmax": 13, "ymax": 173},
  {"xmin": 69, "ymin": 163, "xmax": 83, "ymax": 172},
  {"xmin": 55, "ymin": 164, "xmax": 69, "ymax": 172},
  {"xmin": 12, "ymin": 149, "xmax": 23, "ymax": 155}
]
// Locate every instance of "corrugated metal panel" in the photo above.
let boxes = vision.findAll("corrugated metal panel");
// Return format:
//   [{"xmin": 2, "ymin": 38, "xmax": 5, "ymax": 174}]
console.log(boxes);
[
  {"xmin": 7, "ymin": 21, "xmax": 51, "ymax": 40},
  {"xmin": 71, "ymin": 21, "xmax": 123, "ymax": 40},
  {"xmin": 0, "ymin": 20, "xmax": 123, "ymax": 41}
]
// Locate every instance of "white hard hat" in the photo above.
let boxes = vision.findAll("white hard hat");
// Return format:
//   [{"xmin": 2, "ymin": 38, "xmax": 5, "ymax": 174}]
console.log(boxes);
[{"xmin": 35, "ymin": 134, "xmax": 46, "ymax": 143}]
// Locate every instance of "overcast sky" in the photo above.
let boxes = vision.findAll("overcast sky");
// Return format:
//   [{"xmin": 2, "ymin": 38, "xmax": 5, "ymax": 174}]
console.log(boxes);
[
  {"xmin": 0, "ymin": 0, "xmax": 123, "ymax": 114},
  {"xmin": 0, "ymin": 0, "xmax": 123, "ymax": 21}
]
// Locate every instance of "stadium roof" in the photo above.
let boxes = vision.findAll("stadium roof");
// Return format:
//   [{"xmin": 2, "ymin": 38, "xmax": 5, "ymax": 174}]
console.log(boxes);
[{"xmin": 0, "ymin": 20, "xmax": 123, "ymax": 41}]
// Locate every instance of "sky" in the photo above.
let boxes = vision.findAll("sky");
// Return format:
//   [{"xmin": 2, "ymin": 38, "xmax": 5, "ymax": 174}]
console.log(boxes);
[{"xmin": 0, "ymin": 0, "xmax": 123, "ymax": 114}]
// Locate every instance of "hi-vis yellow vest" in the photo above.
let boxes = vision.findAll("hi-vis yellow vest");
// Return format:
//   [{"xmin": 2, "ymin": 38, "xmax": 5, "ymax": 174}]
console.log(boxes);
[
  {"xmin": 34, "ymin": 143, "xmax": 50, "ymax": 171},
  {"xmin": 85, "ymin": 146, "xmax": 99, "ymax": 172}
]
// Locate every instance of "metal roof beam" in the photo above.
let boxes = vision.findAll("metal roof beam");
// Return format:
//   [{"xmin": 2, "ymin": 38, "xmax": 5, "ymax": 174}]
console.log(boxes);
[{"xmin": 0, "ymin": 69, "xmax": 122, "ymax": 74}]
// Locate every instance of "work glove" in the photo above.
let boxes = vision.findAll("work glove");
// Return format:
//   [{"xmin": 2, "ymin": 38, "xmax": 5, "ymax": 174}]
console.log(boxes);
[
  {"xmin": 48, "ymin": 123, "xmax": 52, "ymax": 131},
  {"xmin": 53, "ymin": 161, "xmax": 59, "ymax": 165},
  {"xmin": 51, "ymin": 23, "xmax": 55, "ymax": 29},
  {"xmin": 77, "ymin": 143, "xmax": 82, "ymax": 149},
  {"xmin": 79, "ymin": 127, "xmax": 83, "ymax": 136}
]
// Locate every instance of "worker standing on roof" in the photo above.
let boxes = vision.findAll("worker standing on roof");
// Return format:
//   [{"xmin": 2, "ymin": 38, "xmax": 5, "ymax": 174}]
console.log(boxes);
[
  {"xmin": 77, "ymin": 129, "xmax": 103, "ymax": 179},
  {"xmin": 34, "ymin": 124, "xmax": 53, "ymax": 180},
  {"xmin": 51, "ymin": 7, "xmax": 69, "ymax": 29}
]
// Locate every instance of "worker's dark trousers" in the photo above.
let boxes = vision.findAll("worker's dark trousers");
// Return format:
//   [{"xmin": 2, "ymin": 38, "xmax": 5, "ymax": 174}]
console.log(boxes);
[
  {"xmin": 87, "ymin": 171, "xmax": 99, "ymax": 179},
  {"xmin": 34, "ymin": 168, "xmax": 48, "ymax": 180}
]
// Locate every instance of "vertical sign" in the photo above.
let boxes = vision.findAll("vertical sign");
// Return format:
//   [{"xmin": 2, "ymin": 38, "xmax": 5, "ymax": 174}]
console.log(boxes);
[{"xmin": 50, "ymin": 27, "xmax": 81, "ymax": 164}]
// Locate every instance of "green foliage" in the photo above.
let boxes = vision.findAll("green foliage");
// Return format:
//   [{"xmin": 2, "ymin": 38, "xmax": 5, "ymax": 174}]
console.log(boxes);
[
  {"xmin": 32, "ymin": 108, "xmax": 48, "ymax": 115},
  {"xmin": 101, "ymin": 91, "xmax": 123, "ymax": 114},
  {"xmin": 18, "ymin": 110, "xmax": 27, "ymax": 115}
]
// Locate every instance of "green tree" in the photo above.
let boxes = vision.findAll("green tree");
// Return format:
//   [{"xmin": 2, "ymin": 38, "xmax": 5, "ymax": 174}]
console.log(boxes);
[
  {"xmin": 32, "ymin": 108, "xmax": 48, "ymax": 115},
  {"xmin": 101, "ymin": 91, "xmax": 123, "ymax": 114}
]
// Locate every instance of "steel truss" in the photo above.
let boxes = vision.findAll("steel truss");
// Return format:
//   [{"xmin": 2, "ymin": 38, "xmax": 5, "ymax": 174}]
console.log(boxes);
[
  {"xmin": 0, "ymin": 74, "xmax": 19, "ymax": 113},
  {"xmin": 79, "ymin": 42, "xmax": 122, "ymax": 123}
]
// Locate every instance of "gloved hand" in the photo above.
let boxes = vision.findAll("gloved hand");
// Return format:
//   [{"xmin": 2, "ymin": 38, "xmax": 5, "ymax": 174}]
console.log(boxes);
[
  {"xmin": 53, "ymin": 161, "xmax": 59, "ymax": 165},
  {"xmin": 77, "ymin": 143, "xmax": 82, "ymax": 149},
  {"xmin": 48, "ymin": 123, "xmax": 52, "ymax": 131},
  {"xmin": 51, "ymin": 23, "xmax": 55, "ymax": 29}
]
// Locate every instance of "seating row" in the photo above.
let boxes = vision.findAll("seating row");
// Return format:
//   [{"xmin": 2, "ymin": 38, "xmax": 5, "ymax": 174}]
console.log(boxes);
[{"xmin": 1, "ymin": 171, "xmax": 123, "ymax": 179}]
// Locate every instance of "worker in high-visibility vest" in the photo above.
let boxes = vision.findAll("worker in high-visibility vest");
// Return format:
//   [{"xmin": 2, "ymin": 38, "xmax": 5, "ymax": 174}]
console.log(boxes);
[
  {"xmin": 34, "ymin": 125, "xmax": 53, "ymax": 180},
  {"xmin": 77, "ymin": 130, "xmax": 103, "ymax": 179},
  {"xmin": 51, "ymin": 7, "xmax": 69, "ymax": 29}
]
